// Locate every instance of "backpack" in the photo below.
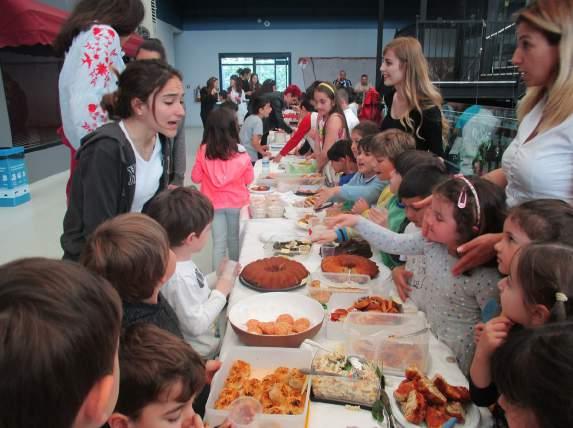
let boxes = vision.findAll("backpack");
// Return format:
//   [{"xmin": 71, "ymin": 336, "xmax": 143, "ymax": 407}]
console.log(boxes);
[{"xmin": 359, "ymin": 88, "xmax": 382, "ymax": 125}]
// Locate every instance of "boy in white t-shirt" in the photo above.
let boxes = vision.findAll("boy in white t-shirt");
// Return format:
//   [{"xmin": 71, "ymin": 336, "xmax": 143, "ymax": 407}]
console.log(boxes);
[{"xmin": 145, "ymin": 186, "xmax": 238, "ymax": 359}]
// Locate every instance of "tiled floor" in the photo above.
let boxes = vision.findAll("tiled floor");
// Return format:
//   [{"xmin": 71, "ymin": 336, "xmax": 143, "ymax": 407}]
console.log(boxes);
[{"xmin": 0, "ymin": 127, "xmax": 214, "ymax": 273}]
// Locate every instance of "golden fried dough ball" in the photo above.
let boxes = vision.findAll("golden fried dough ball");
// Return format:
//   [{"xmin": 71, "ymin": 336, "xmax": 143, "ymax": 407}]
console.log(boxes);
[
  {"xmin": 274, "ymin": 321, "xmax": 293, "ymax": 335},
  {"xmin": 276, "ymin": 313, "xmax": 294, "ymax": 325},
  {"xmin": 259, "ymin": 321, "xmax": 276, "ymax": 335},
  {"xmin": 293, "ymin": 317, "xmax": 310, "ymax": 333}
]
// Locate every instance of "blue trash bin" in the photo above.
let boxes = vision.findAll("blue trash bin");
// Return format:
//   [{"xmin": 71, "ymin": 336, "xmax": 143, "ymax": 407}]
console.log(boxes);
[{"xmin": 0, "ymin": 146, "xmax": 31, "ymax": 207}]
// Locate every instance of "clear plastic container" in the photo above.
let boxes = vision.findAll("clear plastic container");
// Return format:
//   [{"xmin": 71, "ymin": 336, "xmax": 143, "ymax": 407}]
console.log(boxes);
[
  {"xmin": 205, "ymin": 346, "xmax": 312, "ymax": 428},
  {"xmin": 275, "ymin": 174, "xmax": 324, "ymax": 193},
  {"xmin": 286, "ymin": 158, "xmax": 317, "ymax": 175},
  {"xmin": 343, "ymin": 311, "xmax": 430, "ymax": 375},
  {"xmin": 310, "ymin": 350, "xmax": 381, "ymax": 408},
  {"xmin": 307, "ymin": 271, "xmax": 374, "ymax": 304}
]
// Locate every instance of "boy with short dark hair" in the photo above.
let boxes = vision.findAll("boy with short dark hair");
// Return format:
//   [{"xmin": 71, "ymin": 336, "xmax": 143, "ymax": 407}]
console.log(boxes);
[
  {"xmin": 0, "ymin": 258, "xmax": 122, "ymax": 428},
  {"xmin": 108, "ymin": 323, "xmax": 207, "ymax": 428},
  {"xmin": 327, "ymin": 139, "xmax": 357, "ymax": 185},
  {"xmin": 314, "ymin": 135, "xmax": 386, "ymax": 207},
  {"xmin": 81, "ymin": 213, "xmax": 182, "ymax": 338},
  {"xmin": 145, "ymin": 187, "xmax": 236, "ymax": 359}
]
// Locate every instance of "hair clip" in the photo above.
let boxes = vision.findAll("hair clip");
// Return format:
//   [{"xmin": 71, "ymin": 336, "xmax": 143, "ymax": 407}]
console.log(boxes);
[
  {"xmin": 457, "ymin": 190, "xmax": 467, "ymax": 209},
  {"xmin": 454, "ymin": 174, "xmax": 481, "ymax": 228},
  {"xmin": 556, "ymin": 292, "xmax": 569, "ymax": 303}
]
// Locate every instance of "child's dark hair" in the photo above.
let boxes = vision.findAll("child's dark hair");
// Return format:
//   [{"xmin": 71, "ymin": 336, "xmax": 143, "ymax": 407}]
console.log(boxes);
[
  {"xmin": 203, "ymin": 108, "xmax": 240, "ymax": 160},
  {"xmin": 508, "ymin": 199, "xmax": 573, "ymax": 246},
  {"xmin": 398, "ymin": 165, "xmax": 448, "ymax": 200},
  {"xmin": 305, "ymin": 80, "xmax": 321, "ymax": 100},
  {"xmin": 145, "ymin": 186, "xmax": 214, "ymax": 247},
  {"xmin": 394, "ymin": 150, "xmax": 445, "ymax": 177},
  {"xmin": 299, "ymin": 96, "xmax": 315, "ymax": 113},
  {"xmin": 433, "ymin": 176, "xmax": 506, "ymax": 244},
  {"xmin": 53, "ymin": 0, "xmax": 144, "ymax": 55},
  {"xmin": 327, "ymin": 139, "xmax": 356, "ymax": 162},
  {"xmin": 81, "ymin": 213, "xmax": 170, "ymax": 302},
  {"xmin": 102, "ymin": 60, "xmax": 182, "ymax": 120},
  {"xmin": 514, "ymin": 242, "xmax": 573, "ymax": 322},
  {"xmin": 115, "ymin": 323, "xmax": 206, "ymax": 420},
  {"xmin": 252, "ymin": 96, "xmax": 270, "ymax": 115},
  {"xmin": 370, "ymin": 128, "xmax": 416, "ymax": 161},
  {"xmin": 137, "ymin": 38, "xmax": 167, "ymax": 61},
  {"xmin": 0, "ymin": 258, "xmax": 122, "ymax": 428},
  {"xmin": 352, "ymin": 120, "xmax": 379, "ymax": 138},
  {"xmin": 357, "ymin": 134, "xmax": 376, "ymax": 153},
  {"xmin": 492, "ymin": 321, "xmax": 573, "ymax": 427}
]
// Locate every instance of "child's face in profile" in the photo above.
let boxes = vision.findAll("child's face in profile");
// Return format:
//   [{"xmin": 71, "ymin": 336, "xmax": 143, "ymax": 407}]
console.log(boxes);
[
  {"xmin": 424, "ymin": 195, "xmax": 459, "ymax": 249},
  {"xmin": 330, "ymin": 158, "xmax": 346, "ymax": 174},
  {"xmin": 494, "ymin": 216, "xmax": 531, "ymax": 275},
  {"xmin": 497, "ymin": 254, "xmax": 531, "ymax": 326},
  {"xmin": 260, "ymin": 103, "xmax": 272, "ymax": 118},
  {"xmin": 356, "ymin": 150, "xmax": 377, "ymax": 176},
  {"xmin": 401, "ymin": 196, "xmax": 426, "ymax": 227},
  {"xmin": 350, "ymin": 130, "xmax": 362, "ymax": 144},
  {"xmin": 375, "ymin": 156, "xmax": 394, "ymax": 181},
  {"xmin": 129, "ymin": 382, "xmax": 197, "ymax": 428},
  {"xmin": 189, "ymin": 223, "xmax": 212, "ymax": 253}
]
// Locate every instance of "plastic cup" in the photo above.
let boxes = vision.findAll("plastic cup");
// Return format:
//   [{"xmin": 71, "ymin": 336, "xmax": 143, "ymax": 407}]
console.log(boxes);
[
  {"xmin": 227, "ymin": 397, "xmax": 262, "ymax": 428},
  {"xmin": 320, "ymin": 243, "xmax": 337, "ymax": 258},
  {"xmin": 221, "ymin": 260, "xmax": 239, "ymax": 281}
]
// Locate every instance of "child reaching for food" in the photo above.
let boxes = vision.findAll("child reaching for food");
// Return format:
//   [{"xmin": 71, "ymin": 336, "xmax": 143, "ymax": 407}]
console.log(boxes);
[
  {"xmin": 469, "ymin": 242, "xmax": 573, "ymax": 426},
  {"xmin": 324, "ymin": 176, "xmax": 505, "ymax": 374}
]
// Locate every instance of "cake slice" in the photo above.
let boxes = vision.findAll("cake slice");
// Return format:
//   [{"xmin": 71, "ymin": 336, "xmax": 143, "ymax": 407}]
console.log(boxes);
[
  {"xmin": 433, "ymin": 374, "xmax": 471, "ymax": 402},
  {"xmin": 401, "ymin": 390, "xmax": 427, "ymax": 425},
  {"xmin": 425, "ymin": 405, "xmax": 451, "ymax": 428},
  {"xmin": 417, "ymin": 378, "xmax": 447, "ymax": 406},
  {"xmin": 394, "ymin": 379, "xmax": 417, "ymax": 402}
]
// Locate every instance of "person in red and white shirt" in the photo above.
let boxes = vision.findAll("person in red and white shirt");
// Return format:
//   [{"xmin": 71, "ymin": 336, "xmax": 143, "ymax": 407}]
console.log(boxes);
[{"xmin": 54, "ymin": 0, "xmax": 144, "ymax": 195}]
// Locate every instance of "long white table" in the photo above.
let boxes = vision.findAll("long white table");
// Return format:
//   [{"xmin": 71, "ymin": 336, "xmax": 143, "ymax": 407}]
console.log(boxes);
[{"xmin": 214, "ymin": 159, "xmax": 493, "ymax": 427}]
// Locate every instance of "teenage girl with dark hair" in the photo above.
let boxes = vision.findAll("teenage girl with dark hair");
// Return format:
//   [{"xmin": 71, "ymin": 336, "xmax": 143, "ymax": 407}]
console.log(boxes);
[
  {"xmin": 192, "ymin": 108, "xmax": 254, "ymax": 269},
  {"xmin": 61, "ymin": 60, "xmax": 185, "ymax": 261},
  {"xmin": 55, "ymin": 0, "xmax": 145, "ymax": 196}
]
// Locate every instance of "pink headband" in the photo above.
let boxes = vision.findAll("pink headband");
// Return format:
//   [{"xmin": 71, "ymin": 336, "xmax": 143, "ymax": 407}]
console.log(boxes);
[{"xmin": 455, "ymin": 174, "xmax": 481, "ymax": 229}]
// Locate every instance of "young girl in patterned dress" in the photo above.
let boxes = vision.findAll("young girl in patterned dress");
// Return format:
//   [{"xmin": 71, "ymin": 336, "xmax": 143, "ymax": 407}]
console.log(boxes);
[{"xmin": 327, "ymin": 176, "xmax": 505, "ymax": 374}]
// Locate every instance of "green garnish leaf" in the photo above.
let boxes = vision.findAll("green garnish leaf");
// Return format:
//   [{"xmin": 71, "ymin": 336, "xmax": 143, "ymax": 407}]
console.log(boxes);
[{"xmin": 371, "ymin": 399, "xmax": 385, "ymax": 423}]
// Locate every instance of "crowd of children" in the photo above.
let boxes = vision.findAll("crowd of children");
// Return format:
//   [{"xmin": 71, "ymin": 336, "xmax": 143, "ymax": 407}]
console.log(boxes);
[{"xmin": 2, "ymin": 1, "xmax": 573, "ymax": 426}]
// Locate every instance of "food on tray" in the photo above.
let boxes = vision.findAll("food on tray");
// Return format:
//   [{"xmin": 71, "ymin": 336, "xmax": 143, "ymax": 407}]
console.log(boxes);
[
  {"xmin": 245, "ymin": 314, "xmax": 311, "ymax": 335},
  {"xmin": 333, "ymin": 239, "xmax": 373, "ymax": 258},
  {"xmin": 297, "ymin": 214, "xmax": 317, "ymax": 229},
  {"xmin": 328, "ymin": 296, "xmax": 399, "ymax": 322},
  {"xmin": 271, "ymin": 239, "xmax": 312, "ymax": 256},
  {"xmin": 215, "ymin": 360, "xmax": 308, "ymax": 415},
  {"xmin": 241, "ymin": 257, "xmax": 309, "ymax": 290},
  {"xmin": 295, "ymin": 187, "xmax": 319, "ymax": 196},
  {"xmin": 321, "ymin": 255, "xmax": 379, "ymax": 278},
  {"xmin": 393, "ymin": 367, "xmax": 471, "ymax": 427},
  {"xmin": 251, "ymin": 184, "xmax": 271, "ymax": 192},
  {"xmin": 311, "ymin": 351, "xmax": 380, "ymax": 407}
]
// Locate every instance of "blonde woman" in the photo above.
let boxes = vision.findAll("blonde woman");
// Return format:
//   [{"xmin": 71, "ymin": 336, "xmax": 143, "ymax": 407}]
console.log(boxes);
[
  {"xmin": 451, "ymin": 0, "xmax": 573, "ymax": 276},
  {"xmin": 380, "ymin": 37, "xmax": 447, "ymax": 157}
]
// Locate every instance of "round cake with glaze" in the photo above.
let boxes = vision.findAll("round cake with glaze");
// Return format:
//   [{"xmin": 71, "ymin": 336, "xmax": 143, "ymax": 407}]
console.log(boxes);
[
  {"xmin": 241, "ymin": 257, "xmax": 309, "ymax": 290},
  {"xmin": 321, "ymin": 255, "xmax": 379, "ymax": 278}
]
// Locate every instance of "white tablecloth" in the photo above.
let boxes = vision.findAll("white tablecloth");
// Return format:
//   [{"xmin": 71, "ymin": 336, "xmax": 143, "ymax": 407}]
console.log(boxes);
[{"xmin": 214, "ymin": 160, "xmax": 493, "ymax": 427}]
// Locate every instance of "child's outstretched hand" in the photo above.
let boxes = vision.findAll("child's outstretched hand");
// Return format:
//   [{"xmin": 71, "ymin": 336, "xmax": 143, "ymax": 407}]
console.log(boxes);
[
  {"xmin": 369, "ymin": 207, "xmax": 388, "ymax": 227},
  {"xmin": 392, "ymin": 265, "xmax": 413, "ymax": 302},
  {"xmin": 351, "ymin": 198, "xmax": 369, "ymax": 214},
  {"xmin": 324, "ymin": 214, "xmax": 360, "ymax": 229},
  {"xmin": 314, "ymin": 187, "xmax": 338, "ymax": 207},
  {"xmin": 475, "ymin": 315, "xmax": 513, "ymax": 357},
  {"xmin": 474, "ymin": 322, "xmax": 485, "ymax": 344},
  {"xmin": 311, "ymin": 229, "xmax": 337, "ymax": 244}
]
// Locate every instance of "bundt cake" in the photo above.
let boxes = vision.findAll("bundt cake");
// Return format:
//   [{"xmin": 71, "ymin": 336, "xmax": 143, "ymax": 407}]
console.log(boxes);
[
  {"xmin": 241, "ymin": 257, "xmax": 309, "ymax": 290},
  {"xmin": 321, "ymin": 255, "xmax": 379, "ymax": 278}
]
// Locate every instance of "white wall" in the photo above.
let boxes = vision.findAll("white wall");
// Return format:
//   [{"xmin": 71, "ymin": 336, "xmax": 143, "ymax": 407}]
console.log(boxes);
[
  {"xmin": 174, "ymin": 27, "xmax": 395, "ymax": 127},
  {"xmin": 155, "ymin": 19, "xmax": 180, "ymax": 65}
]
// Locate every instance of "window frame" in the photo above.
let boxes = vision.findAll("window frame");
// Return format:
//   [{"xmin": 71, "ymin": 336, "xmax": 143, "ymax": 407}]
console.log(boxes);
[{"xmin": 218, "ymin": 52, "xmax": 292, "ymax": 92}]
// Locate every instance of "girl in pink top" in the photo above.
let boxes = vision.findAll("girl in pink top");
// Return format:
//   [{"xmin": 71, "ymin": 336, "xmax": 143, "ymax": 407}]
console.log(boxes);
[{"xmin": 191, "ymin": 108, "xmax": 254, "ymax": 269}]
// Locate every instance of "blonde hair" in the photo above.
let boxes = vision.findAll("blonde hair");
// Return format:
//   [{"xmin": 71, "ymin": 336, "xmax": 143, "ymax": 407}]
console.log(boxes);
[
  {"xmin": 370, "ymin": 129, "xmax": 416, "ymax": 162},
  {"xmin": 515, "ymin": 0, "xmax": 573, "ymax": 133},
  {"xmin": 383, "ymin": 37, "xmax": 448, "ymax": 141}
]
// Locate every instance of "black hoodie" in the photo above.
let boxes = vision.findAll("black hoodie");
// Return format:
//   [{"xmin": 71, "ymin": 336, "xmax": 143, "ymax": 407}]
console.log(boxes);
[{"xmin": 61, "ymin": 122, "xmax": 171, "ymax": 261}]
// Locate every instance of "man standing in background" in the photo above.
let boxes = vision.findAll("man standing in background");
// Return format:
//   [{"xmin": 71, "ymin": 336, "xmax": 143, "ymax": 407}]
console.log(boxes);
[{"xmin": 333, "ymin": 70, "xmax": 352, "ymax": 88}]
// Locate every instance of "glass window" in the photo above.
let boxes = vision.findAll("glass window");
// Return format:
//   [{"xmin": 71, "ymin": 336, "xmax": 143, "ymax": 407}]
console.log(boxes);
[{"xmin": 219, "ymin": 53, "xmax": 291, "ymax": 91}]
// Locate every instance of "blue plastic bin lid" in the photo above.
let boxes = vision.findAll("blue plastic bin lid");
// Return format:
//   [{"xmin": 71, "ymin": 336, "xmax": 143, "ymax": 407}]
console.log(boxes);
[{"xmin": 0, "ymin": 146, "xmax": 24, "ymax": 156}]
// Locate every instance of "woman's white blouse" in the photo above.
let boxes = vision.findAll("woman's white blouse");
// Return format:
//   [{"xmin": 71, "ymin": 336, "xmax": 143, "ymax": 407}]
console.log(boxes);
[{"xmin": 502, "ymin": 98, "xmax": 573, "ymax": 207}]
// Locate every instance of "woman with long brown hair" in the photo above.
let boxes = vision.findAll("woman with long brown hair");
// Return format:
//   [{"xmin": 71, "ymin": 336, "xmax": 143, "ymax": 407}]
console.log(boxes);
[{"xmin": 380, "ymin": 37, "xmax": 447, "ymax": 157}]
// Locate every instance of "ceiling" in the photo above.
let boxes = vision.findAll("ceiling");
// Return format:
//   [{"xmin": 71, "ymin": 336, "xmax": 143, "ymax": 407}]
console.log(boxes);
[{"xmin": 174, "ymin": 0, "xmax": 420, "ymax": 23}]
